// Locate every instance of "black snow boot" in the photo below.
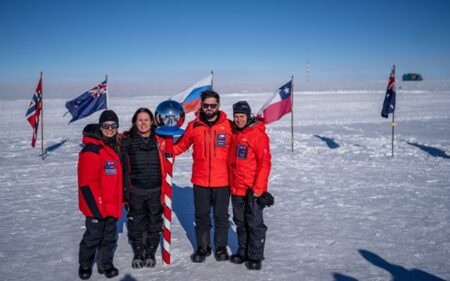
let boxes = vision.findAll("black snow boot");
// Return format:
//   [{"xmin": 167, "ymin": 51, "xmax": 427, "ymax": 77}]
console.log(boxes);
[
  {"xmin": 191, "ymin": 246, "xmax": 212, "ymax": 263},
  {"xmin": 132, "ymin": 255, "xmax": 144, "ymax": 269},
  {"xmin": 144, "ymin": 248, "xmax": 156, "ymax": 268},
  {"xmin": 230, "ymin": 254, "xmax": 247, "ymax": 264},
  {"xmin": 99, "ymin": 266, "xmax": 119, "ymax": 278},
  {"xmin": 78, "ymin": 265, "xmax": 92, "ymax": 280},
  {"xmin": 131, "ymin": 245, "xmax": 145, "ymax": 269},
  {"xmin": 215, "ymin": 246, "xmax": 229, "ymax": 261},
  {"xmin": 247, "ymin": 260, "xmax": 262, "ymax": 270}
]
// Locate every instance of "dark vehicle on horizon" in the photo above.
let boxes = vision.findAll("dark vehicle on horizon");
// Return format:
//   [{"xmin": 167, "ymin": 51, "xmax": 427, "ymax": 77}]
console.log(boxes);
[{"xmin": 402, "ymin": 73, "xmax": 423, "ymax": 81}]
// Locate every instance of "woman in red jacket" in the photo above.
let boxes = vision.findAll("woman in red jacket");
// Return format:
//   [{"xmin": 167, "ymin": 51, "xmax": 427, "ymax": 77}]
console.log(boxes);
[
  {"xmin": 78, "ymin": 110, "xmax": 123, "ymax": 280},
  {"xmin": 228, "ymin": 101, "xmax": 274, "ymax": 270}
]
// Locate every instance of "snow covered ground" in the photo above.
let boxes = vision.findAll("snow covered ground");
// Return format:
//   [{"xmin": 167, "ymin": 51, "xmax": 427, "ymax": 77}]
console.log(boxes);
[{"xmin": 0, "ymin": 81, "xmax": 449, "ymax": 281}]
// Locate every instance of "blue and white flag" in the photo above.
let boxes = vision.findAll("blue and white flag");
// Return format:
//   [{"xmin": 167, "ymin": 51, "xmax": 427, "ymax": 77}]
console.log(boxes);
[
  {"xmin": 65, "ymin": 80, "xmax": 108, "ymax": 123},
  {"xmin": 381, "ymin": 65, "xmax": 396, "ymax": 118}
]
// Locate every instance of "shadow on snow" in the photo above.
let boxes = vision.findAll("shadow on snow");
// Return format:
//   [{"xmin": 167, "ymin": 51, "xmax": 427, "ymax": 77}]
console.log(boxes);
[
  {"xmin": 314, "ymin": 135, "xmax": 340, "ymax": 149},
  {"xmin": 172, "ymin": 184, "xmax": 238, "ymax": 253},
  {"xmin": 120, "ymin": 274, "xmax": 138, "ymax": 281},
  {"xmin": 332, "ymin": 249, "xmax": 446, "ymax": 281},
  {"xmin": 40, "ymin": 138, "xmax": 68, "ymax": 159},
  {"xmin": 406, "ymin": 141, "xmax": 450, "ymax": 159},
  {"xmin": 112, "ymin": 184, "xmax": 238, "ymax": 265}
]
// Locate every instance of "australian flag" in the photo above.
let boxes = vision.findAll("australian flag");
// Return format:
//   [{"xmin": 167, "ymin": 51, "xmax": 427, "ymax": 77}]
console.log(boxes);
[
  {"xmin": 381, "ymin": 65, "xmax": 396, "ymax": 118},
  {"xmin": 65, "ymin": 80, "xmax": 108, "ymax": 123}
]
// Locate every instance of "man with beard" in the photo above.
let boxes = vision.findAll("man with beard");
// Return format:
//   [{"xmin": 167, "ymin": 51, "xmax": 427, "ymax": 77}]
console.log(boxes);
[{"xmin": 174, "ymin": 90, "xmax": 233, "ymax": 263}]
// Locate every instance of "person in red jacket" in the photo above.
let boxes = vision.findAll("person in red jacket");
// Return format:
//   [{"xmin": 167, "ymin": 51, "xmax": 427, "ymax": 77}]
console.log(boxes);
[
  {"xmin": 122, "ymin": 107, "xmax": 170, "ymax": 269},
  {"xmin": 174, "ymin": 90, "xmax": 233, "ymax": 263},
  {"xmin": 78, "ymin": 110, "xmax": 123, "ymax": 280},
  {"xmin": 228, "ymin": 101, "xmax": 274, "ymax": 270}
]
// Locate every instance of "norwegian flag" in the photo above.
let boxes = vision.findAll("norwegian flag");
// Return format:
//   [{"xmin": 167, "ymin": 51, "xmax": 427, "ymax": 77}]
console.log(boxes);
[
  {"xmin": 65, "ymin": 80, "xmax": 108, "ymax": 123},
  {"xmin": 25, "ymin": 77, "xmax": 43, "ymax": 147},
  {"xmin": 381, "ymin": 65, "xmax": 396, "ymax": 118}
]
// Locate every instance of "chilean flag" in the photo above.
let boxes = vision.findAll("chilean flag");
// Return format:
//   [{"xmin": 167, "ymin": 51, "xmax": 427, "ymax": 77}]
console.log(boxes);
[
  {"xmin": 170, "ymin": 74, "xmax": 212, "ymax": 113},
  {"xmin": 257, "ymin": 80, "xmax": 293, "ymax": 124}
]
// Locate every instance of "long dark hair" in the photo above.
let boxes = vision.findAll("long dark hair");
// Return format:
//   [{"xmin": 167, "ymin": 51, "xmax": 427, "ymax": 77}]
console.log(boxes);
[{"xmin": 127, "ymin": 107, "xmax": 156, "ymax": 138}]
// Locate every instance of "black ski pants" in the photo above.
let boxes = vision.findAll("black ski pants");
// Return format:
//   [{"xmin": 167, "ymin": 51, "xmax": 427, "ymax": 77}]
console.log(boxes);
[
  {"xmin": 127, "ymin": 188, "xmax": 163, "ymax": 256},
  {"xmin": 79, "ymin": 217, "xmax": 117, "ymax": 270},
  {"xmin": 231, "ymin": 192, "xmax": 267, "ymax": 261},
  {"xmin": 193, "ymin": 185, "xmax": 230, "ymax": 249}
]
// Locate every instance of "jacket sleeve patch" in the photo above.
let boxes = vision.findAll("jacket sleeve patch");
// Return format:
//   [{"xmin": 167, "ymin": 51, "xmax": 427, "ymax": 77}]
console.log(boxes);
[{"xmin": 80, "ymin": 186, "xmax": 102, "ymax": 219}]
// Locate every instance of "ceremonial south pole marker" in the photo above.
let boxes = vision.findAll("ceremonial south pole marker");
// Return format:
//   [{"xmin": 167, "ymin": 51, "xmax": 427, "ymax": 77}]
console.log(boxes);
[{"xmin": 155, "ymin": 100, "xmax": 185, "ymax": 265}]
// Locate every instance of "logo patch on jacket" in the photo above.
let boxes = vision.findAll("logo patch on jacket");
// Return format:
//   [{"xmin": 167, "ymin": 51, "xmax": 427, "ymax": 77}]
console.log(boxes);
[
  {"xmin": 104, "ymin": 160, "xmax": 117, "ymax": 175},
  {"xmin": 216, "ymin": 133, "xmax": 227, "ymax": 147},
  {"xmin": 237, "ymin": 144, "xmax": 248, "ymax": 159}
]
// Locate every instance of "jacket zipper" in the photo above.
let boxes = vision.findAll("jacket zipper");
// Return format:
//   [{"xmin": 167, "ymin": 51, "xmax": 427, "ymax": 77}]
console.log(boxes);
[
  {"xmin": 213, "ymin": 129, "xmax": 216, "ymax": 157},
  {"xmin": 208, "ymin": 127, "xmax": 212, "ymax": 187}
]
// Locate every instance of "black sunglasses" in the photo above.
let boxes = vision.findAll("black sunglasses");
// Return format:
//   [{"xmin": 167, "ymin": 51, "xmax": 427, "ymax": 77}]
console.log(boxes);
[
  {"xmin": 202, "ymin": 103, "xmax": 218, "ymax": 109},
  {"xmin": 100, "ymin": 123, "xmax": 119, "ymax": 130}
]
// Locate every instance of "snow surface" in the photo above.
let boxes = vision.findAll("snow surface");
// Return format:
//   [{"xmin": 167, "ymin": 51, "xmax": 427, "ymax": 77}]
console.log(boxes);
[{"xmin": 1, "ymin": 82, "xmax": 449, "ymax": 281}]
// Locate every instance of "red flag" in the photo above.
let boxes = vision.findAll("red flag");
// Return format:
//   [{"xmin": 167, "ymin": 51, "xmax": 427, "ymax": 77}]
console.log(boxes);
[
  {"xmin": 25, "ymin": 77, "xmax": 43, "ymax": 147},
  {"xmin": 257, "ymin": 80, "xmax": 293, "ymax": 124}
]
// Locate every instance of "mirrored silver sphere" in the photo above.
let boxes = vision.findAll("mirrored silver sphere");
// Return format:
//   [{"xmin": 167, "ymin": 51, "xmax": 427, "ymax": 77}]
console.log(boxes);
[{"xmin": 155, "ymin": 100, "xmax": 185, "ymax": 129}]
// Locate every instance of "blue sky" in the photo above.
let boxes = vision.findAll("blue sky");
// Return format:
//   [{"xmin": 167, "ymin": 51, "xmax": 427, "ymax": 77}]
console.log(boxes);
[{"xmin": 1, "ymin": 0, "xmax": 450, "ymax": 95}]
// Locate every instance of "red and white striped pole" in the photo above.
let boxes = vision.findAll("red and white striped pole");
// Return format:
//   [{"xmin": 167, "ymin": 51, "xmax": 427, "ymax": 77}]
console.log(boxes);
[
  {"xmin": 162, "ymin": 136, "xmax": 174, "ymax": 265},
  {"xmin": 155, "ymin": 99, "xmax": 185, "ymax": 265}
]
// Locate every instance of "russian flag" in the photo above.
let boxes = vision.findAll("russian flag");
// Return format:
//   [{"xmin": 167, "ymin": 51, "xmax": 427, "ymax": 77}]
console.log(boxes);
[
  {"xmin": 170, "ymin": 74, "xmax": 212, "ymax": 113},
  {"xmin": 257, "ymin": 80, "xmax": 293, "ymax": 124}
]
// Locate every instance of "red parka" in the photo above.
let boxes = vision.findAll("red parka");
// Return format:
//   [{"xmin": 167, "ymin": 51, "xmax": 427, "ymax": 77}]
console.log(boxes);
[
  {"xmin": 228, "ymin": 120, "xmax": 272, "ymax": 196},
  {"xmin": 78, "ymin": 124, "xmax": 123, "ymax": 219},
  {"xmin": 174, "ymin": 111, "xmax": 232, "ymax": 187}
]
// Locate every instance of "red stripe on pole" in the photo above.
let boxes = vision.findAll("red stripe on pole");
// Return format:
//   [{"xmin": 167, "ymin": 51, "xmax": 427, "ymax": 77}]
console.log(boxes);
[{"xmin": 162, "ymin": 136, "xmax": 174, "ymax": 265}]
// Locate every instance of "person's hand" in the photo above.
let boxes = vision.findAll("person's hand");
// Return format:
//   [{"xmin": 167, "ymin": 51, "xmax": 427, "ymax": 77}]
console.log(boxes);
[{"xmin": 257, "ymin": 192, "xmax": 274, "ymax": 208}]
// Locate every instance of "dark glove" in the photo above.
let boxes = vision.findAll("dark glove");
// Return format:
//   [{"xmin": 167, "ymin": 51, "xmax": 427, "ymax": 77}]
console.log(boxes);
[
  {"xmin": 257, "ymin": 192, "xmax": 274, "ymax": 208},
  {"xmin": 123, "ymin": 188, "xmax": 130, "ymax": 204}
]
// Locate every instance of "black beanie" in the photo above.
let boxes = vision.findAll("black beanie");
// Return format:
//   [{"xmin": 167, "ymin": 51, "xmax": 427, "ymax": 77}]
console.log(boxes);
[
  {"xmin": 232, "ymin": 101, "xmax": 251, "ymax": 118},
  {"xmin": 99, "ymin": 110, "xmax": 119, "ymax": 126}
]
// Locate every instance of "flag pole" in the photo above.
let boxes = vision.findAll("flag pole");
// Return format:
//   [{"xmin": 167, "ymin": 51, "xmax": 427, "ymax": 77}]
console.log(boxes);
[
  {"xmin": 291, "ymin": 75, "xmax": 294, "ymax": 152},
  {"xmin": 391, "ymin": 112, "xmax": 395, "ymax": 157},
  {"xmin": 210, "ymin": 70, "xmax": 214, "ymax": 90},
  {"xmin": 40, "ymin": 71, "xmax": 44, "ymax": 159},
  {"xmin": 105, "ymin": 74, "xmax": 109, "ymax": 109},
  {"xmin": 391, "ymin": 65, "xmax": 396, "ymax": 157}
]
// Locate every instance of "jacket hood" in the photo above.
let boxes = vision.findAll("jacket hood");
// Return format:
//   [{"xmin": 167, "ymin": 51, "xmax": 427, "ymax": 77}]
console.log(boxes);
[{"xmin": 82, "ymin": 124, "xmax": 102, "ymax": 144}]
